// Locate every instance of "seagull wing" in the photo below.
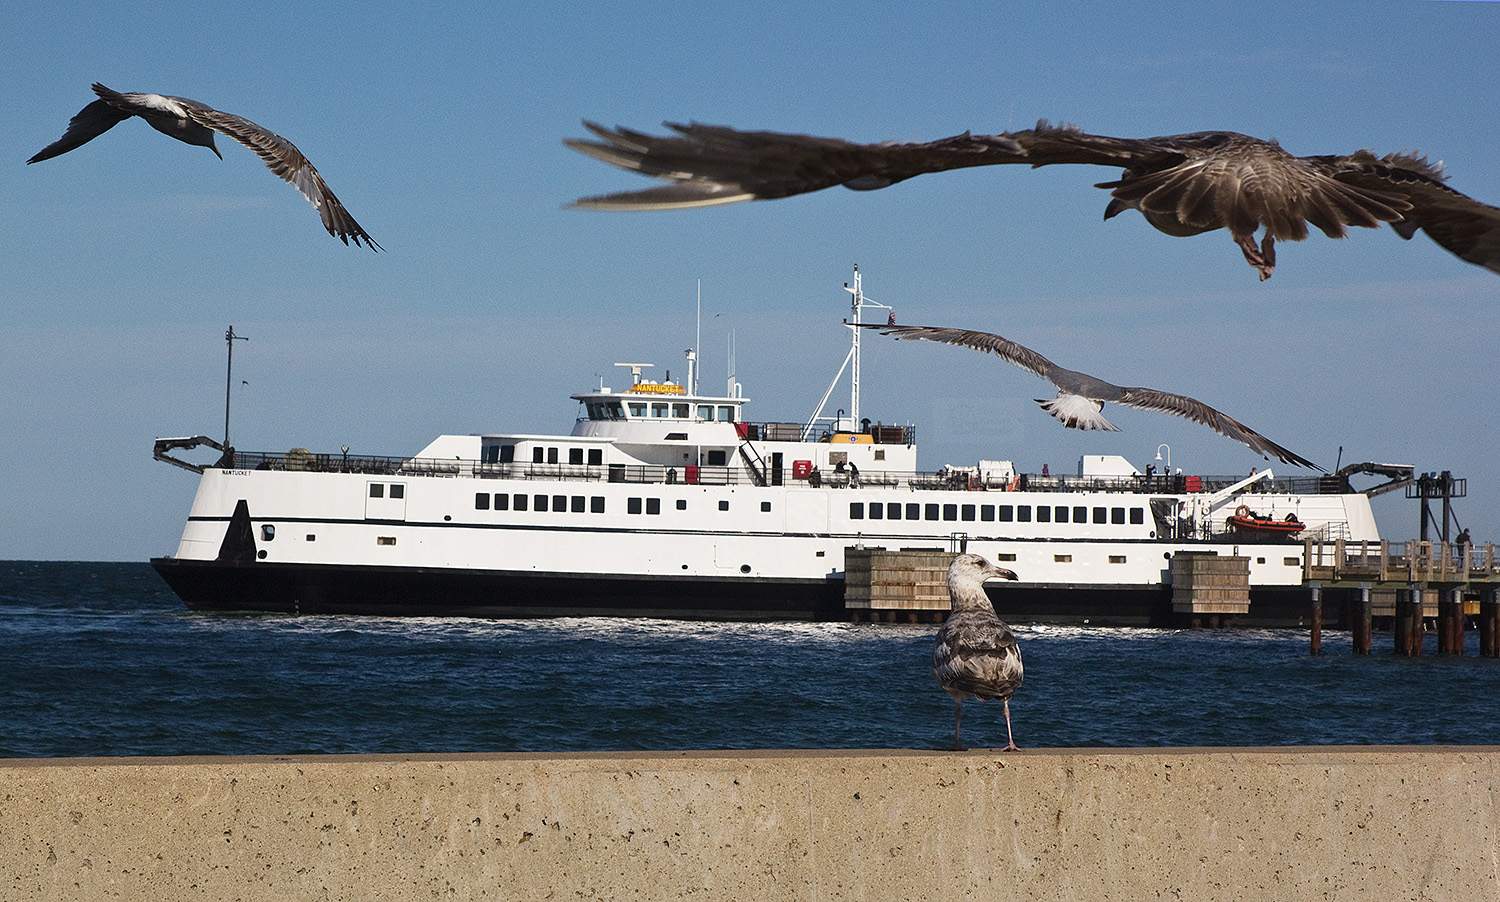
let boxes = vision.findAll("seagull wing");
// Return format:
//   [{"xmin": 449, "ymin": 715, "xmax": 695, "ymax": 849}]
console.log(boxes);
[
  {"xmin": 181, "ymin": 102, "xmax": 380, "ymax": 249},
  {"xmin": 1114, "ymin": 385, "xmax": 1321, "ymax": 469},
  {"xmin": 1321, "ymin": 151, "xmax": 1500, "ymax": 275},
  {"xmin": 27, "ymin": 98, "xmax": 132, "ymax": 164},
  {"xmin": 858, "ymin": 323, "xmax": 1059, "ymax": 382}
]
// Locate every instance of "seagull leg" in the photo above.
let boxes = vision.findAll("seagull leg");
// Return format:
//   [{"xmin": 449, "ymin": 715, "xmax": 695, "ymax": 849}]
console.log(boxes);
[
  {"xmin": 1000, "ymin": 699, "xmax": 1020, "ymax": 752},
  {"xmin": 950, "ymin": 699, "xmax": 967, "ymax": 751},
  {"xmin": 1233, "ymin": 231, "xmax": 1277, "ymax": 281}
]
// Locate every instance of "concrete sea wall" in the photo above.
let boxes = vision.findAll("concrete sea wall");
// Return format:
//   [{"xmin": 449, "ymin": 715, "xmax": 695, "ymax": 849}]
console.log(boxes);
[{"xmin": 4, "ymin": 747, "xmax": 1498, "ymax": 900}]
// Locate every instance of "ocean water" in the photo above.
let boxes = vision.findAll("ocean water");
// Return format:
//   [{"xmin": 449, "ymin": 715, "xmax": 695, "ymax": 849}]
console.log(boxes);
[{"xmin": 2, "ymin": 561, "xmax": 1497, "ymax": 758}]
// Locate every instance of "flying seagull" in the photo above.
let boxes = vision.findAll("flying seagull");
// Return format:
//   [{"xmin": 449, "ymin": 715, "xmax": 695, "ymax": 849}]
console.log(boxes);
[
  {"xmin": 860, "ymin": 322, "xmax": 1321, "ymax": 469},
  {"xmin": 567, "ymin": 120, "xmax": 1500, "ymax": 280},
  {"xmin": 933, "ymin": 553, "xmax": 1023, "ymax": 752},
  {"xmin": 29, "ymin": 83, "xmax": 380, "ymax": 250}
]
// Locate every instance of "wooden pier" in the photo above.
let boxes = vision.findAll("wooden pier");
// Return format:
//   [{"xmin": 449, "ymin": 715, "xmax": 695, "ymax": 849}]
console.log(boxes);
[{"xmin": 1303, "ymin": 538, "xmax": 1500, "ymax": 656}]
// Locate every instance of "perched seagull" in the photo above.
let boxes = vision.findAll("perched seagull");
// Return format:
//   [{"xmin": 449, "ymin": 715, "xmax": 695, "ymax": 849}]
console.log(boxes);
[
  {"xmin": 29, "ymin": 83, "xmax": 380, "ymax": 250},
  {"xmin": 860, "ymin": 322, "xmax": 1321, "ymax": 469},
  {"xmin": 933, "ymin": 554, "xmax": 1023, "ymax": 752},
  {"xmin": 567, "ymin": 120, "xmax": 1500, "ymax": 280}
]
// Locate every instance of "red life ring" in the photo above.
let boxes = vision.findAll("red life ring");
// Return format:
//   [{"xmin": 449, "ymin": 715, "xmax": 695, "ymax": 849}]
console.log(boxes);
[{"xmin": 1234, "ymin": 504, "xmax": 1251, "ymax": 519}]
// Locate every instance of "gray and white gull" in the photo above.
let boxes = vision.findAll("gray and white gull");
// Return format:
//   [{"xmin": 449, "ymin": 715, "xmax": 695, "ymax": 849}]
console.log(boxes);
[
  {"xmin": 567, "ymin": 120, "xmax": 1500, "ymax": 280},
  {"xmin": 860, "ymin": 322, "xmax": 1321, "ymax": 469},
  {"xmin": 29, "ymin": 83, "xmax": 379, "ymax": 250},
  {"xmin": 933, "ymin": 553, "xmax": 1023, "ymax": 752}
]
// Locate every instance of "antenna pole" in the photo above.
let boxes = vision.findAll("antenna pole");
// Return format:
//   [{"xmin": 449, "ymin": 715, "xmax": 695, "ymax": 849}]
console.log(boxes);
[{"xmin": 224, "ymin": 325, "xmax": 249, "ymax": 448}]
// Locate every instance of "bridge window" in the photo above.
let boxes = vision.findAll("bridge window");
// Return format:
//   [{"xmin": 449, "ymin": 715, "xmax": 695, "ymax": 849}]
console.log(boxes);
[
  {"xmin": 628, "ymin": 402, "xmax": 646, "ymax": 417},
  {"xmin": 697, "ymin": 405, "xmax": 714, "ymax": 420},
  {"xmin": 672, "ymin": 403, "xmax": 690, "ymax": 418},
  {"xmin": 651, "ymin": 403, "xmax": 668, "ymax": 418},
  {"xmin": 718, "ymin": 405, "xmax": 736, "ymax": 422}
]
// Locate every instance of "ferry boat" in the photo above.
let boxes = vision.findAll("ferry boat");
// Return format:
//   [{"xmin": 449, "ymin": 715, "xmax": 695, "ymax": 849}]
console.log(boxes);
[{"xmin": 150, "ymin": 270, "xmax": 1385, "ymax": 625}]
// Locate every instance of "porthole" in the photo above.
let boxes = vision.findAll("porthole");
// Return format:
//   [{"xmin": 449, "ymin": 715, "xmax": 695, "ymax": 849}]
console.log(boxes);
[
  {"xmin": 740, "ymin": 564, "xmax": 751, "ymax": 574},
  {"xmin": 256, "ymin": 549, "xmax": 267, "ymax": 559},
  {"xmin": 260, "ymin": 524, "xmax": 276, "ymax": 541}
]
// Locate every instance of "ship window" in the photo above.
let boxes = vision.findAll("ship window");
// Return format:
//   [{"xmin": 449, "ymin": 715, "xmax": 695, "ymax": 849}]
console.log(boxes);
[
  {"xmin": 874, "ymin": 449, "xmax": 885, "ymax": 461},
  {"xmin": 925, "ymin": 504, "xmax": 939, "ymax": 521},
  {"xmin": 850, "ymin": 503, "xmax": 864, "ymax": 520},
  {"xmin": 869, "ymin": 503, "xmax": 883, "ymax": 520},
  {"xmin": 1093, "ymin": 506, "xmax": 1107, "ymax": 524},
  {"xmin": 554, "ymin": 494, "xmax": 568, "ymax": 512},
  {"xmin": 588, "ymin": 449, "xmax": 603, "ymax": 466},
  {"xmin": 591, "ymin": 496, "xmax": 605, "ymax": 513},
  {"xmin": 628, "ymin": 402, "xmax": 646, "ymax": 417},
  {"xmin": 377, "ymin": 536, "xmax": 396, "ymax": 546},
  {"xmin": 494, "ymin": 493, "xmax": 509, "ymax": 511},
  {"xmin": 961, "ymin": 504, "xmax": 975, "ymax": 522},
  {"xmin": 651, "ymin": 403, "xmax": 668, "ymax": 418},
  {"xmin": 646, "ymin": 498, "xmax": 661, "ymax": 515},
  {"xmin": 390, "ymin": 484, "xmax": 404, "ymax": 499},
  {"xmin": 707, "ymin": 450, "xmax": 727, "ymax": 466},
  {"xmin": 532, "ymin": 447, "xmax": 544, "ymax": 463},
  {"xmin": 1055, "ymin": 553, "xmax": 1072, "ymax": 563},
  {"xmin": 673, "ymin": 403, "xmax": 690, "ymax": 418},
  {"xmin": 547, "ymin": 448, "xmax": 559, "ymax": 465},
  {"xmin": 1257, "ymin": 557, "xmax": 1266, "ymax": 564},
  {"xmin": 942, "ymin": 504, "xmax": 957, "ymax": 521},
  {"xmin": 571, "ymin": 496, "xmax": 585, "ymax": 513},
  {"xmin": 996, "ymin": 553, "xmax": 1017, "ymax": 562},
  {"xmin": 980, "ymin": 505, "xmax": 995, "ymax": 522},
  {"xmin": 697, "ymin": 405, "xmax": 714, "ymax": 420},
  {"xmin": 483, "ymin": 444, "xmax": 500, "ymax": 463},
  {"xmin": 513, "ymin": 493, "xmax": 528, "ymax": 512},
  {"xmin": 676, "ymin": 499, "xmax": 687, "ymax": 510},
  {"xmin": 1037, "ymin": 506, "xmax": 1051, "ymax": 523},
  {"xmin": 534, "ymin": 494, "xmax": 549, "ymax": 512},
  {"xmin": 1017, "ymin": 505, "xmax": 1032, "ymax": 523},
  {"xmin": 306, "ymin": 534, "xmax": 316, "ymax": 542},
  {"xmin": 628, "ymin": 497, "xmax": 642, "ymax": 514},
  {"xmin": 719, "ymin": 500, "xmax": 730, "ymax": 511},
  {"xmin": 475, "ymin": 492, "xmax": 490, "ymax": 510},
  {"xmin": 606, "ymin": 402, "xmax": 624, "ymax": 419},
  {"xmin": 369, "ymin": 484, "xmax": 385, "ymax": 498},
  {"xmin": 761, "ymin": 502, "xmax": 772, "ymax": 512},
  {"xmin": 1284, "ymin": 557, "xmax": 1299, "ymax": 567},
  {"xmin": 1109, "ymin": 555, "xmax": 1127, "ymax": 564},
  {"xmin": 887, "ymin": 503, "xmax": 902, "ymax": 520},
  {"xmin": 998, "ymin": 505, "xmax": 1014, "ymax": 522},
  {"xmin": 260, "ymin": 524, "xmax": 276, "ymax": 541},
  {"xmin": 905, "ymin": 503, "xmax": 919, "ymax": 520},
  {"xmin": 1130, "ymin": 508, "xmax": 1145, "ymax": 525},
  {"xmin": 1111, "ymin": 507, "xmax": 1126, "ymax": 525},
  {"xmin": 500, "ymin": 445, "xmax": 515, "ymax": 463},
  {"xmin": 717, "ymin": 405, "xmax": 735, "ymax": 422},
  {"xmin": 1074, "ymin": 506, "xmax": 1088, "ymax": 523},
  {"xmin": 569, "ymin": 448, "xmax": 584, "ymax": 465},
  {"xmin": 1055, "ymin": 506, "xmax": 1069, "ymax": 523}
]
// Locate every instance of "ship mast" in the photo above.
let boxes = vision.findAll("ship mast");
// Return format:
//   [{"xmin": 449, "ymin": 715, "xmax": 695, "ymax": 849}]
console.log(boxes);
[{"xmin": 804, "ymin": 265, "xmax": 892, "ymax": 437}]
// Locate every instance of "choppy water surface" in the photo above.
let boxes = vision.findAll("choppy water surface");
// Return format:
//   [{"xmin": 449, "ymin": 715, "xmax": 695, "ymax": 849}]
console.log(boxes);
[{"xmin": 1, "ymin": 561, "xmax": 1496, "ymax": 757}]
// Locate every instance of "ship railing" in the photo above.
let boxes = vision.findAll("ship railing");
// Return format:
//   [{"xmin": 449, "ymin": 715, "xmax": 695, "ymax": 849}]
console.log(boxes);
[{"xmin": 220, "ymin": 452, "xmax": 1359, "ymax": 497}]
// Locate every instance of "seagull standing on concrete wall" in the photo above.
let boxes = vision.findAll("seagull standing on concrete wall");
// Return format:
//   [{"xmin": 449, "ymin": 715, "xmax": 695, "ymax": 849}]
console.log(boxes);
[{"xmin": 933, "ymin": 553, "xmax": 1023, "ymax": 751}]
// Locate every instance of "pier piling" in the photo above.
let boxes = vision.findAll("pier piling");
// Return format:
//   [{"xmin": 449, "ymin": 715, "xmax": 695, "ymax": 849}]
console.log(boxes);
[
  {"xmin": 1308, "ymin": 582, "xmax": 1321, "ymax": 656},
  {"xmin": 1351, "ymin": 583, "xmax": 1373, "ymax": 655},
  {"xmin": 1482, "ymin": 587, "xmax": 1500, "ymax": 658}
]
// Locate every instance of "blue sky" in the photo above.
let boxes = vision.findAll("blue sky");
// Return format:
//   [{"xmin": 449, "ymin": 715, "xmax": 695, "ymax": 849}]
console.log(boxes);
[{"xmin": 2, "ymin": 1, "xmax": 1497, "ymax": 560}]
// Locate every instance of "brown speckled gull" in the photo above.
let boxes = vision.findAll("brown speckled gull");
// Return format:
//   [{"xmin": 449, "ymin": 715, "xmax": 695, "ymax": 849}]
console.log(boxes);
[{"xmin": 932, "ymin": 553, "xmax": 1023, "ymax": 752}]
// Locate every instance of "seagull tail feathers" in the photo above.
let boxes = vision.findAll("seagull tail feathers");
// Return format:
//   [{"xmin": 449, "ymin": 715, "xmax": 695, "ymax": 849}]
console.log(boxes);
[{"xmin": 1037, "ymin": 394, "xmax": 1119, "ymax": 431}]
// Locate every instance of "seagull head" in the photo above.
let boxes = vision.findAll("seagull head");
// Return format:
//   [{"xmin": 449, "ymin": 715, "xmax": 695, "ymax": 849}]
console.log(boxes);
[{"xmin": 948, "ymin": 553, "xmax": 1019, "ymax": 592}]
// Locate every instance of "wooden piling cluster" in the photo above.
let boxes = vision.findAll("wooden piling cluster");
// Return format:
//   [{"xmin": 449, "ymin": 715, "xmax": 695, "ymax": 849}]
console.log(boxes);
[
  {"xmin": 1304, "ymin": 538, "xmax": 1500, "ymax": 657},
  {"xmin": 843, "ymin": 547, "xmax": 953, "ymax": 623},
  {"xmin": 1170, "ymin": 553, "xmax": 1250, "ymax": 628}
]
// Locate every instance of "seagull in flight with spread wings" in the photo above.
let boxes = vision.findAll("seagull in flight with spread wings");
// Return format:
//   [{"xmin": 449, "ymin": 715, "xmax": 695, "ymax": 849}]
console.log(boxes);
[
  {"xmin": 567, "ymin": 120, "xmax": 1500, "ymax": 280},
  {"xmin": 859, "ymin": 322, "xmax": 1321, "ymax": 469},
  {"xmin": 30, "ymin": 83, "xmax": 380, "ymax": 250}
]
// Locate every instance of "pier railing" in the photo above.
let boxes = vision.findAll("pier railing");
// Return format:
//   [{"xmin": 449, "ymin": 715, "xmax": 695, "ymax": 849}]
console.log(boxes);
[{"xmin": 1303, "ymin": 538, "xmax": 1500, "ymax": 585}]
